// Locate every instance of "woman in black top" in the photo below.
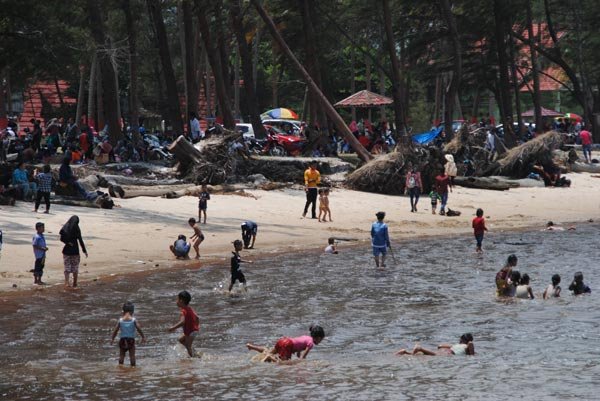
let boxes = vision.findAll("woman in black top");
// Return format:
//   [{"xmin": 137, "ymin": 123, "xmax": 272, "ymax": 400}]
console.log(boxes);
[{"xmin": 60, "ymin": 215, "xmax": 88, "ymax": 288}]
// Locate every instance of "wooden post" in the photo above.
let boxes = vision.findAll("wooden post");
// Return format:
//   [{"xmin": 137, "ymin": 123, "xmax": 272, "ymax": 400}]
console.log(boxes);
[{"xmin": 251, "ymin": 0, "xmax": 373, "ymax": 162}]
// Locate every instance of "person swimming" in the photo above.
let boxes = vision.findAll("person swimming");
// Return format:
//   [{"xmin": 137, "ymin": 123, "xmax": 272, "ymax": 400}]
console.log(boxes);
[
  {"xmin": 515, "ymin": 273, "xmax": 535, "ymax": 299},
  {"xmin": 246, "ymin": 325, "xmax": 325, "ymax": 362},
  {"xmin": 396, "ymin": 333, "xmax": 475, "ymax": 356},
  {"xmin": 543, "ymin": 274, "xmax": 561, "ymax": 299}
]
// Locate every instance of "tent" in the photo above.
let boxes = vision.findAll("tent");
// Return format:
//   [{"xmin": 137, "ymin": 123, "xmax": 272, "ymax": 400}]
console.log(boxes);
[
  {"xmin": 334, "ymin": 90, "xmax": 393, "ymax": 108},
  {"xmin": 412, "ymin": 126, "xmax": 443, "ymax": 145},
  {"xmin": 521, "ymin": 107, "xmax": 563, "ymax": 117}
]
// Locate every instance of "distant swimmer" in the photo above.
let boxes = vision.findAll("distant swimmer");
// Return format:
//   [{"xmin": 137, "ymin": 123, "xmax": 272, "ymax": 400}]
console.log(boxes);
[
  {"xmin": 246, "ymin": 325, "xmax": 325, "ymax": 362},
  {"xmin": 168, "ymin": 290, "xmax": 200, "ymax": 357},
  {"xmin": 569, "ymin": 272, "xmax": 591, "ymax": 295},
  {"xmin": 324, "ymin": 237, "xmax": 338, "ymax": 254},
  {"xmin": 396, "ymin": 333, "xmax": 475, "ymax": 356},
  {"xmin": 543, "ymin": 274, "xmax": 562, "ymax": 299},
  {"xmin": 515, "ymin": 273, "xmax": 535, "ymax": 299},
  {"xmin": 371, "ymin": 211, "xmax": 391, "ymax": 268},
  {"xmin": 111, "ymin": 301, "xmax": 146, "ymax": 366},
  {"xmin": 495, "ymin": 254, "xmax": 518, "ymax": 297},
  {"xmin": 545, "ymin": 221, "xmax": 576, "ymax": 231}
]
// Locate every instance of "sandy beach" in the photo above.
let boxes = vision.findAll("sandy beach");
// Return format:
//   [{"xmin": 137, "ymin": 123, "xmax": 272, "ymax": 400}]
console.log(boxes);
[{"xmin": 0, "ymin": 172, "xmax": 597, "ymax": 293}]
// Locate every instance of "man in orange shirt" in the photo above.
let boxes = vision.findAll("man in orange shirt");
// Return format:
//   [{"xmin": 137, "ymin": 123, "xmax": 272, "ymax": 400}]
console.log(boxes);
[{"xmin": 303, "ymin": 160, "xmax": 321, "ymax": 219}]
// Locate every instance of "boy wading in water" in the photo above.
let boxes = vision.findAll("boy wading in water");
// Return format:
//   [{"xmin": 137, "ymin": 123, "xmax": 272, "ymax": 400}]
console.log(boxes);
[
  {"xmin": 168, "ymin": 290, "xmax": 200, "ymax": 357},
  {"xmin": 229, "ymin": 239, "xmax": 253, "ymax": 293},
  {"xmin": 188, "ymin": 218, "xmax": 204, "ymax": 259},
  {"xmin": 111, "ymin": 301, "xmax": 146, "ymax": 366},
  {"xmin": 371, "ymin": 211, "xmax": 391, "ymax": 268}
]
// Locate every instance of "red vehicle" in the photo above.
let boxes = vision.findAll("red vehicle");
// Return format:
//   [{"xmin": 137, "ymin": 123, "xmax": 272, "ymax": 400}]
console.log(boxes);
[{"xmin": 260, "ymin": 124, "xmax": 306, "ymax": 156}]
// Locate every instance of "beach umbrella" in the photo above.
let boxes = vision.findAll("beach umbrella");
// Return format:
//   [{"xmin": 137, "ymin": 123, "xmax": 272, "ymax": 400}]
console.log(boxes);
[
  {"xmin": 563, "ymin": 113, "xmax": 582, "ymax": 122},
  {"xmin": 261, "ymin": 108, "xmax": 299, "ymax": 120}
]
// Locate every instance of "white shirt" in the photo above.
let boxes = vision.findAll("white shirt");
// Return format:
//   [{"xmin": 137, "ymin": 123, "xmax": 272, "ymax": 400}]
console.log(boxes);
[
  {"xmin": 190, "ymin": 118, "xmax": 202, "ymax": 140},
  {"xmin": 324, "ymin": 245, "xmax": 335, "ymax": 254}
]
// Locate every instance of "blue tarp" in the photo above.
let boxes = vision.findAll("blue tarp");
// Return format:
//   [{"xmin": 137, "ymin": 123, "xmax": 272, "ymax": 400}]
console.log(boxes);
[{"xmin": 411, "ymin": 126, "xmax": 443, "ymax": 145}]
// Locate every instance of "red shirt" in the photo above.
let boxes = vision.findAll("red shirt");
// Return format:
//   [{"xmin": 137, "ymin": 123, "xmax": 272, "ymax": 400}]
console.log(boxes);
[
  {"xmin": 580, "ymin": 130, "xmax": 592, "ymax": 145},
  {"xmin": 472, "ymin": 216, "xmax": 486, "ymax": 235},
  {"xmin": 435, "ymin": 175, "xmax": 450, "ymax": 194},
  {"xmin": 181, "ymin": 306, "xmax": 199, "ymax": 335}
]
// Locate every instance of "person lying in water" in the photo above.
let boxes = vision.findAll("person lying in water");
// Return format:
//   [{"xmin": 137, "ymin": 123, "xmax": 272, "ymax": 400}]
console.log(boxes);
[
  {"xmin": 396, "ymin": 333, "xmax": 475, "ymax": 356},
  {"xmin": 246, "ymin": 325, "xmax": 325, "ymax": 362}
]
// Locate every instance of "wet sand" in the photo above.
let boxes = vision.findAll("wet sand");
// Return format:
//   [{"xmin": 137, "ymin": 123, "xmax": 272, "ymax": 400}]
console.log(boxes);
[{"xmin": 0, "ymin": 172, "xmax": 597, "ymax": 293}]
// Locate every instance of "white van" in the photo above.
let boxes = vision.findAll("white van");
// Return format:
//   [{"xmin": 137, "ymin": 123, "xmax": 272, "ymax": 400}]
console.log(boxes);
[{"xmin": 235, "ymin": 123, "xmax": 255, "ymax": 139}]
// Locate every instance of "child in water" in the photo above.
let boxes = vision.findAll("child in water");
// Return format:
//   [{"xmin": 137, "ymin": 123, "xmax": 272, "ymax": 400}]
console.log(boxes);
[
  {"xmin": 229, "ymin": 239, "xmax": 252, "ymax": 293},
  {"xmin": 111, "ymin": 301, "xmax": 146, "ymax": 366},
  {"xmin": 188, "ymin": 218, "xmax": 204, "ymax": 259},
  {"xmin": 496, "ymin": 254, "xmax": 518, "ymax": 296},
  {"xmin": 569, "ymin": 272, "xmax": 591, "ymax": 295},
  {"xmin": 324, "ymin": 237, "xmax": 338, "ymax": 254},
  {"xmin": 168, "ymin": 290, "xmax": 200, "ymax": 357},
  {"xmin": 371, "ymin": 211, "xmax": 391, "ymax": 268},
  {"xmin": 246, "ymin": 325, "xmax": 325, "ymax": 362},
  {"xmin": 543, "ymin": 274, "xmax": 561, "ymax": 299},
  {"xmin": 472, "ymin": 208, "xmax": 488, "ymax": 253},
  {"xmin": 516, "ymin": 273, "xmax": 535, "ymax": 299},
  {"xmin": 198, "ymin": 185, "xmax": 211, "ymax": 224},
  {"xmin": 396, "ymin": 333, "xmax": 475, "ymax": 356}
]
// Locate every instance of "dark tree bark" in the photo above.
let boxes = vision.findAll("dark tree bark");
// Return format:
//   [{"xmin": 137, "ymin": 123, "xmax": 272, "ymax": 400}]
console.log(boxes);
[
  {"xmin": 182, "ymin": 0, "xmax": 199, "ymax": 122},
  {"xmin": 122, "ymin": 0, "xmax": 140, "ymax": 143},
  {"xmin": 86, "ymin": 53, "xmax": 97, "ymax": 127},
  {"xmin": 229, "ymin": 1, "xmax": 266, "ymax": 138},
  {"xmin": 146, "ymin": 0, "xmax": 184, "ymax": 134},
  {"xmin": 525, "ymin": 0, "xmax": 542, "ymax": 133},
  {"xmin": 75, "ymin": 65, "xmax": 86, "ymax": 124},
  {"xmin": 382, "ymin": 0, "xmax": 407, "ymax": 137},
  {"xmin": 438, "ymin": 0, "xmax": 461, "ymax": 142},
  {"xmin": 508, "ymin": 29, "xmax": 523, "ymax": 136},
  {"xmin": 87, "ymin": 0, "xmax": 121, "ymax": 144},
  {"xmin": 251, "ymin": 0, "xmax": 373, "ymax": 162},
  {"xmin": 195, "ymin": 0, "xmax": 235, "ymax": 129}
]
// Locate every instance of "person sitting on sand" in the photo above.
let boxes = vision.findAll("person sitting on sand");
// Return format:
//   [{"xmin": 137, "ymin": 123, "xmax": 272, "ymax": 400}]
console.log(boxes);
[
  {"xmin": 188, "ymin": 218, "xmax": 204, "ymax": 259},
  {"xmin": 324, "ymin": 237, "xmax": 338, "ymax": 254},
  {"xmin": 496, "ymin": 254, "xmax": 518, "ymax": 296},
  {"xmin": 569, "ymin": 272, "xmax": 591, "ymax": 295},
  {"xmin": 516, "ymin": 273, "xmax": 535, "ymax": 299},
  {"xmin": 543, "ymin": 274, "xmax": 561, "ymax": 299},
  {"xmin": 246, "ymin": 325, "xmax": 325, "ymax": 362},
  {"xmin": 170, "ymin": 235, "xmax": 191, "ymax": 259},
  {"xmin": 396, "ymin": 333, "xmax": 475, "ymax": 356}
]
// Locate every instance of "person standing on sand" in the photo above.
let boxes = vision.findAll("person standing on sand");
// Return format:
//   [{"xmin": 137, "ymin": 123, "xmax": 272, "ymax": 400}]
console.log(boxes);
[
  {"xmin": 371, "ymin": 211, "xmax": 391, "ymax": 268},
  {"xmin": 60, "ymin": 215, "xmax": 88, "ymax": 288},
  {"xmin": 434, "ymin": 171, "xmax": 452, "ymax": 216},
  {"xmin": 303, "ymin": 160, "xmax": 321, "ymax": 219},
  {"xmin": 405, "ymin": 165, "xmax": 423, "ymax": 213},
  {"xmin": 444, "ymin": 154, "xmax": 457, "ymax": 185},
  {"xmin": 580, "ymin": 129, "xmax": 592, "ymax": 163}
]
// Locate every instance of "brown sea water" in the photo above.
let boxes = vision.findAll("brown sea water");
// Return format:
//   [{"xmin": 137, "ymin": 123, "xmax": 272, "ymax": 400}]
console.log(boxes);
[{"xmin": 1, "ymin": 226, "xmax": 599, "ymax": 400}]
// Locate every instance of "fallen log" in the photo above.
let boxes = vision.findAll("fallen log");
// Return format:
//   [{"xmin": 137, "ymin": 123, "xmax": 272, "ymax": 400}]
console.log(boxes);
[
  {"xmin": 97, "ymin": 174, "xmax": 182, "ymax": 187},
  {"xmin": 167, "ymin": 135, "xmax": 204, "ymax": 170},
  {"xmin": 570, "ymin": 162, "xmax": 600, "ymax": 173},
  {"xmin": 453, "ymin": 176, "xmax": 517, "ymax": 191}
]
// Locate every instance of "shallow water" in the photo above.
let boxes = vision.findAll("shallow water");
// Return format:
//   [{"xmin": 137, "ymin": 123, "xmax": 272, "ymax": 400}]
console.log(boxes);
[{"xmin": 1, "ymin": 226, "xmax": 600, "ymax": 400}]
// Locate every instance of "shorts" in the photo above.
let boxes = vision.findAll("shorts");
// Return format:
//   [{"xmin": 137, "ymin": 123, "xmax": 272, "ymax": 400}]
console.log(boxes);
[
  {"xmin": 119, "ymin": 337, "xmax": 135, "ymax": 351},
  {"xmin": 372, "ymin": 246, "xmax": 387, "ymax": 257},
  {"xmin": 475, "ymin": 233, "xmax": 484, "ymax": 248},
  {"xmin": 274, "ymin": 337, "xmax": 294, "ymax": 360},
  {"xmin": 231, "ymin": 270, "xmax": 246, "ymax": 284},
  {"xmin": 63, "ymin": 254, "xmax": 81, "ymax": 274},
  {"xmin": 34, "ymin": 257, "xmax": 45, "ymax": 276},
  {"xmin": 199, "ymin": 202, "xmax": 207, "ymax": 211},
  {"xmin": 583, "ymin": 144, "xmax": 592, "ymax": 154}
]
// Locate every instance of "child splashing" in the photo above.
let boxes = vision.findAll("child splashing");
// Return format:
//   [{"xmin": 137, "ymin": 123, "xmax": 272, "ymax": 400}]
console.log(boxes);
[
  {"xmin": 111, "ymin": 301, "xmax": 146, "ymax": 366},
  {"xmin": 246, "ymin": 325, "xmax": 325, "ymax": 362},
  {"xmin": 396, "ymin": 333, "xmax": 474, "ymax": 356}
]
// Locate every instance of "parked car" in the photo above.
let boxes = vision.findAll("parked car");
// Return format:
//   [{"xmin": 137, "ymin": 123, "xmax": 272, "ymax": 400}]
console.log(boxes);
[
  {"xmin": 261, "ymin": 119, "xmax": 303, "ymax": 136},
  {"xmin": 235, "ymin": 123, "xmax": 255, "ymax": 139},
  {"xmin": 245, "ymin": 125, "xmax": 306, "ymax": 156}
]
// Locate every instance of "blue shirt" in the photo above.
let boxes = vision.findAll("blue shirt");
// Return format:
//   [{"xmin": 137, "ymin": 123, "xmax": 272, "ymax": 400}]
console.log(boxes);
[
  {"xmin": 371, "ymin": 221, "xmax": 390, "ymax": 248},
  {"xmin": 32, "ymin": 233, "xmax": 47, "ymax": 259},
  {"xmin": 12, "ymin": 168, "xmax": 28, "ymax": 185}
]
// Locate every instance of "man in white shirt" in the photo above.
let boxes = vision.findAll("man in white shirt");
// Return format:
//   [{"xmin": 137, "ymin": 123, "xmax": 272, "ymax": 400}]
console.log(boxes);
[{"xmin": 189, "ymin": 112, "xmax": 203, "ymax": 142}]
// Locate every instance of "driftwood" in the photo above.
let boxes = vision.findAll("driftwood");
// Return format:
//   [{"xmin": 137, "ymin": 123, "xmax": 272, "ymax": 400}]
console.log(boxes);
[
  {"xmin": 571, "ymin": 162, "xmax": 600, "ymax": 173},
  {"xmin": 453, "ymin": 176, "xmax": 518, "ymax": 191},
  {"xmin": 167, "ymin": 135, "xmax": 204, "ymax": 169},
  {"xmin": 97, "ymin": 174, "xmax": 182, "ymax": 187}
]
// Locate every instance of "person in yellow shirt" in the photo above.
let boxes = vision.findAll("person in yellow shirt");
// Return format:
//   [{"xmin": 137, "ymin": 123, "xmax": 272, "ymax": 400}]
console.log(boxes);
[{"xmin": 303, "ymin": 160, "xmax": 321, "ymax": 218}]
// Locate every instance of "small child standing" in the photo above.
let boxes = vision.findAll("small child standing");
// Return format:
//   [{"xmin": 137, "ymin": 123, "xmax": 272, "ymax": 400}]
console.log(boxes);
[
  {"xmin": 472, "ymin": 208, "xmax": 488, "ymax": 253},
  {"xmin": 324, "ymin": 237, "xmax": 338, "ymax": 254},
  {"xmin": 188, "ymin": 218, "xmax": 204, "ymax": 259},
  {"xmin": 322, "ymin": 188, "xmax": 332, "ymax": 222},
  {"xmin": 111, "ymin": 301, "xmax": 146, "ymax": 366},
  {"xmin": 568, "ymin": 272, "xmax": 591, "ymax": 295},
  {"xmin": 198, "ymin": 185, "xmax": 210, "ymax": 224},
  {"xmin": 229, "ymin": 239, "xmax": 253, "ymax": 293},
  {"xmin": 543, "ymin": 274, "xmax": 561, "ymax": 299},
  {"xmin": 33, "ymin": 164, "xmax": 53, "ymax": 213},
  {"xmin": 429, "ymin": 190, "xmax": 441, "ymax": 214},
  {"xmin": 32, "ymin": 222, "xmax": 48, "ymax": 285},
  {"xmin": 317, "ymin": 189, "xmax": 326, "ymax": 222},
  {"xmin": 168, "ymin": 290, "xmax": 200, "ymax": 357}
]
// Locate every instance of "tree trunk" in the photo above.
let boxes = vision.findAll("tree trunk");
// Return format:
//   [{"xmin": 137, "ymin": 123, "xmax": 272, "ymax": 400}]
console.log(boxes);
[
  {"xmin": 54, "ymin": 77, "xmax": 65, "ymax": 109},
  {"xmin": 433, "ymin": 74, "xmax": 441, "ymax": 124},
  {"xmin": 122, "ymin": 0, "xmax": 140, "ymax": 143},
  {"xmin": 382, "ymin": 0, "xmax": 406, "ymax": 137},
  {"xmin": 230, "ymin": 0, "xmax": 266, "ymax": 138},
  {"xmin": 146, "ymin": 0, "xmax": 185, "ymax": 135},
  {"xmin": 87, "ymin": 53, "xmax": 97, "ymax": 127},
  {"xmin": 0, "ymin": 69, "xmax": 6, "ymax": 125},
  {"xmin": 366, "ymin": 55, "xmax": 372, "ymax": 123},
  {"xmin": 182, "ymin": 0, "xmax": 199, "ymax": 120},
  {"xmin": 251, "ymin": 0, "xmax": 373, "ymax": 162},
  {"xmin": 195, "ymin": 0, "xmax": 235, "ymax": 129},
  {"xmin": 87, "ymin": 0, "xmax": 121, "ymax": 144},
  {"xmin": 438, "ymin": 0, "xmax": 462, "ymax": 141},
  {"xmin": 508, "ymin": 30, "xmax": 523, "ymax": 136},
  {"xmin": 95, "ymin": 58, "xmax": 105, "ymax": 131},
  {"xmin": 75, "ymin": 65, "xmax": 86, "ymax": 125},
  {"xmin": 525, "ymin": 0, "xmax": 542, "ymax": 133},
  {"xmin": 350, "ymin": 45, "xmax": 356, "ymax": 121}
]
